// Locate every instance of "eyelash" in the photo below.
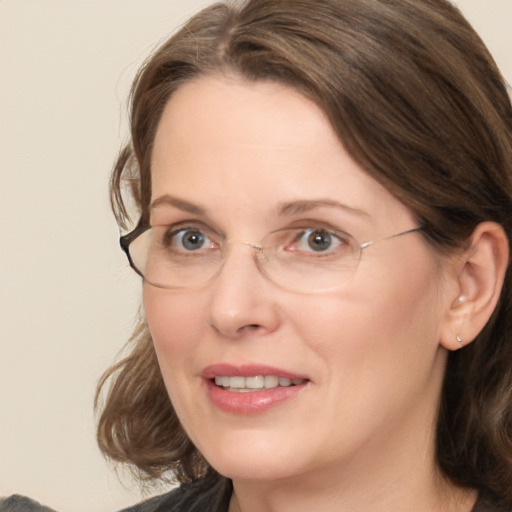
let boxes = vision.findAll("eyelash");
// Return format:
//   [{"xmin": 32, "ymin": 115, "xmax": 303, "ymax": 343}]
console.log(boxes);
[
  {"xmin": 287, "ymin": 228, "xmax": 346, "ymax": 253},
  {"xmin": 162, "ymin": 224, "xmax": 217, "ymax": 250},
  {"xmin": 157, "ymin": 221, "xmax": 353, "ymax": 255}
]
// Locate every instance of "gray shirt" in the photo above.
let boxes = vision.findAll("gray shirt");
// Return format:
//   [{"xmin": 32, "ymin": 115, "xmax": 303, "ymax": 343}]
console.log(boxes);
[{"xmin": 1, "ymin": 479, "xmax": 510, "ymax": 512}]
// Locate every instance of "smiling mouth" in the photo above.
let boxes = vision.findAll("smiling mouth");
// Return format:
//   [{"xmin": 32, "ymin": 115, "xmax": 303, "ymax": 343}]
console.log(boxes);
[{"xmin": 213, "ymin": 375, "xmax": 307, "ymax": 392}]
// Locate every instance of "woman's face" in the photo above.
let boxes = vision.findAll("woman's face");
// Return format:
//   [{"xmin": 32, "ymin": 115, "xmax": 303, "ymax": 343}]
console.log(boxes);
[{"xmin": 145, "ymin": 76, "xmax": 454, "ymax": 482}]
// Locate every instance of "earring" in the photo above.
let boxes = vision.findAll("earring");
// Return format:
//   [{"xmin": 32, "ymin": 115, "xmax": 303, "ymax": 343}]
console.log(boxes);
[
  {"xmin": 457, "ymin": 296, "xmax": 466, "ymax": 304},
  {"xmin": 456, "ymin": 335, "xmax": 463, "ymax": 345}
]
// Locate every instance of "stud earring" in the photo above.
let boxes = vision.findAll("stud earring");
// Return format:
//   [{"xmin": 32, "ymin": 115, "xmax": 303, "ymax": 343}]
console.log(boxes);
[
  {"xmin": 457, "ymin": 296, "xmax": 466, "ymax": 304},
  {"xmin": 456, "ymin": 335, "xmax": 463, "ymax": 345}
]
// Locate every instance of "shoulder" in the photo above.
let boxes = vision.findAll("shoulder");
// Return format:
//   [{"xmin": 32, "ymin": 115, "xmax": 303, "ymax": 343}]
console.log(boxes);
[
  {"xmin": 0, "ymin": 495, "xmax": 57, "ymax": 512},
  {"xmin": 119, "ymin": 476, "xmax": 232, "ymax": 512}
]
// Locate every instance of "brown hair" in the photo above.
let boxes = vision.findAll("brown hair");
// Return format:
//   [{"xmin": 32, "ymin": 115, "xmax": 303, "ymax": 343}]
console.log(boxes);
[{"xmin": 96, "ymin": 0, "xmax": 512, "ymax": 499}]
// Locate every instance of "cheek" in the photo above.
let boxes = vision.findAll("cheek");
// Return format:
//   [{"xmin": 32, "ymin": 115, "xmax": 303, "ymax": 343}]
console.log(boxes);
[
  {"xmin": 296, "ymin": 249, "xmax": 445, "ymax": 388},
  {"xmin": 364, "ymin": 258, "xmax": 444, "ymax": 380},
  {"xmin": 143, "ymin": 287, "xmax": 206, "ymax": 373},
  {"xmin": 143, "ymin": 286, "xmax": 214, "ymax": 434}
]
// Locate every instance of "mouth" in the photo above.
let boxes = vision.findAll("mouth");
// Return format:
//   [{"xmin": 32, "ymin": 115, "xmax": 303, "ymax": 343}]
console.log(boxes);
[
  {"xmin": 202, "ymin": 364, "xmax": 310, "ymax": 414},
  {"xmin": 213, "ymin": 375, "xmax": 307, "ymax": 392}
]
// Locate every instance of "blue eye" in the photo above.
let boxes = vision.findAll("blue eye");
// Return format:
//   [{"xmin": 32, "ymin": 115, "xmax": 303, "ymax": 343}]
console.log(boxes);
[
  {"xmin": 172, "ymin": 228, "xmax": 213, "ymax": 251},
  {"xmin": 297, "ymin": 229, "xmax": 342, "ymax": 252}
]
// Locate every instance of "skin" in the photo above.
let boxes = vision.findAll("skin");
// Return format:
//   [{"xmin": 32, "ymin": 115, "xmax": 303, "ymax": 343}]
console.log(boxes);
[{"xmin": 145, "ymin": 75, "xmax": 478, "ymax": 512}]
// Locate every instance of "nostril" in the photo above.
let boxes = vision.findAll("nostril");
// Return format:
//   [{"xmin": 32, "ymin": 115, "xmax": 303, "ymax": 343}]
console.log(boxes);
[{"xmin": 239, "ymin": 324, "xmax": 262, "ymax": 333}]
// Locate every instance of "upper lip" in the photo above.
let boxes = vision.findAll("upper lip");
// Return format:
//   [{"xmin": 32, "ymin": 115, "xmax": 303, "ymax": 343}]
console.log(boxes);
[{"xmin": 201, "ymin": 363, "xmax": 309, "ymax": 381}]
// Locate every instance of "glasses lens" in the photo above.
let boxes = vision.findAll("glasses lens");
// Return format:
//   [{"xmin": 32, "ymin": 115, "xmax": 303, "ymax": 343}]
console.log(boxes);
[
  {"xmin": 124, "ymin": 223, "xmax": 420, "ymax": 292},
  {"xmin": 128, "ymin": 227, "xmax": 221, "ymax": 288},
  {"xmin": 126, "ymin": 226, "xmax": 362, "ymax": 291},
  {"xmin": 257, "ymin": 228, "xmax": 361, "ymax": 292}
]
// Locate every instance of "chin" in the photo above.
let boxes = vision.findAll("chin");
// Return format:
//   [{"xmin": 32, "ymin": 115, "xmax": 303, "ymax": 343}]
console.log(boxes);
[
  {"xmin": 211, "ymin": 457, "xmax": 300, "ymax": 482},
  {"xmin": 197, "ymin": 429, "xmax": 308, "ymax": 481}
]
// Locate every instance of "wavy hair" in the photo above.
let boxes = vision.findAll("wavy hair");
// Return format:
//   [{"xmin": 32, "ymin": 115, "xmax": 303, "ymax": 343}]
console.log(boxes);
[{"xmin": 96, "ymin": 0, "xmax": 512, "ymax": 500}]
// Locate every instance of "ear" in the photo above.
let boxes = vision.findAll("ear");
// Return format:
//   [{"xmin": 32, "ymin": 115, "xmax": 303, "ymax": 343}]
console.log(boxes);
[{"xmin": 440, "ymin": 222, "xmax": 509, "ymax": 351}]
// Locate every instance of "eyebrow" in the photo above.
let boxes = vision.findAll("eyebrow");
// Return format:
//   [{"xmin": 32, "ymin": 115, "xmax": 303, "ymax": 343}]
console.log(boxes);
[
  {"xmin": 150, "ymin": 194, "xmax": 206, "ymax": 215},
  {"xmin": 150, "ymin": 194, "xmax": 370, "ymax": 219},
  {"xmin": 277, "ymin": 199, "xmax": 370, "ymax": 218}
]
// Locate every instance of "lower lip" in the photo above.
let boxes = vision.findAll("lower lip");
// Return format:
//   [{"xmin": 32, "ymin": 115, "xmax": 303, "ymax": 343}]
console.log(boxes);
[{"xmin": 205, "ymin": 379, "xmax": 308, "ymax": 414}]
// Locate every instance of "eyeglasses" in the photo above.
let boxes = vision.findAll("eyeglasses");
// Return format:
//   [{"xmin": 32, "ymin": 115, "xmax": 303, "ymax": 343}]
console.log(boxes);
[{"xmin": 120, "ymin": 223, "xmax": 423, "ymax": 293}]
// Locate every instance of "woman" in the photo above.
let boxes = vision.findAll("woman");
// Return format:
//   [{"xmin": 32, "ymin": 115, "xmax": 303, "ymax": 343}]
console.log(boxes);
[{"xmin": 96, "ymin": 0, "xmax": 512, "ymax": 511}]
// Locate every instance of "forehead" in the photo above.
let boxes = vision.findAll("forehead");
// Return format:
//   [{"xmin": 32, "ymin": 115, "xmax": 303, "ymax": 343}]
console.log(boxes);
[
  {"xmin": 151, "ymin": 75, "xmax": 338, "ymax": 171},
  {"xmin": 150, "ymin": 75, "xmax": 412, "ymax": 228}
]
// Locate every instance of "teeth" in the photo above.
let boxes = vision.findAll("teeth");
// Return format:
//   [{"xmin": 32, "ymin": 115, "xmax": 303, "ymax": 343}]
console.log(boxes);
[
  {"xmin": 246, "ymin": 376, "xmax": 265, "ymax": 389},
  {"xmin": 264, "ymin": 375, "xmax": 279, "ymax": 388},
  {"xmin": 228, "ymin": 376, "xmax": 245, "ymax": 389},
  {"xmin": 216, "ymin": 376, "xmax": 230, "ymax": 388},
  {"xmin": 278, "ymin": 377, "xmax": 291, "ymax": 387},
  {"xmin": 214, "ymin": 375, "xmax": 305, "ymax": 391}
]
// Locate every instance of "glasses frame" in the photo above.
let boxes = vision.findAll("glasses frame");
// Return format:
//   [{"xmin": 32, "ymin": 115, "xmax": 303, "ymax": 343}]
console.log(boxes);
[
  {"xmin": 120, "ymin": 222, "xmax": 152, "ymax": 281},
  {"xmin": 120, "ymin": 220, "xmax": 424, "ymax": 291}
]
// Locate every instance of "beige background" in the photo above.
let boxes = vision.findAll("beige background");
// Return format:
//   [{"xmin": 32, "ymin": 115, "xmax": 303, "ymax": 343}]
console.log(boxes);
[{"xmin": 0, "ymin": 1, "xmax": 511, "ymax": 511}]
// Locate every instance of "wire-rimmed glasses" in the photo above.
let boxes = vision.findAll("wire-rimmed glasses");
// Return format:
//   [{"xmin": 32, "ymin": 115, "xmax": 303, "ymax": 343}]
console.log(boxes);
[{"xmin": 120, "ymin": 223, "xmax": 423, "ymax": 293}]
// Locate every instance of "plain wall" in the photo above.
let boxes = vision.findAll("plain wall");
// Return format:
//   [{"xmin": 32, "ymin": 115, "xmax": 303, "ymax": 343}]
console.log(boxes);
[{"xmin": 0, "ymin": 1, "xmax": 510, "ymax": 511}]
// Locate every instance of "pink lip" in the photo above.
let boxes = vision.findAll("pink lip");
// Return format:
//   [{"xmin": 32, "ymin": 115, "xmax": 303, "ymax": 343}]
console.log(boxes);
[{"xmin": 201, "ymin": 364, "xmax": 310, "ymax": 415}]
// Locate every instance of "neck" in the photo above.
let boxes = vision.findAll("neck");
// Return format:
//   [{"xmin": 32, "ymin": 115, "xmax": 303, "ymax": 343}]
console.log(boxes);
[
  {"xmin": 228, "ymin": 410, "xmax": 476, "ymax": 512},
  {"xmin": 230, "ymin": 465, "xmax": 476, "ymax": 512}
]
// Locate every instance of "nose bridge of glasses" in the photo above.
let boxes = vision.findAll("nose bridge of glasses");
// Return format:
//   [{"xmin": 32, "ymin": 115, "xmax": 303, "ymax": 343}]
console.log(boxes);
[
  {"xmin": 223, "ymin": 238, "xmax": 267, "ymax": 270},
  {"xmin": 215, "ymin": 239, "xmax": 268, "ymax": 284},
  {"xmin": 225, "ymin": 238, "xmax": 263, "ymax": 252}
]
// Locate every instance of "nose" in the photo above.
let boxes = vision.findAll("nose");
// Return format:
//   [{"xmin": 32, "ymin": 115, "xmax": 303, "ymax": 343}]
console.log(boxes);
[{"xmin": 207, "ymin": 241, "xmax": 281, "ymax": 339}]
